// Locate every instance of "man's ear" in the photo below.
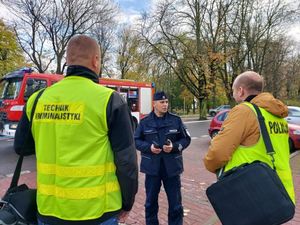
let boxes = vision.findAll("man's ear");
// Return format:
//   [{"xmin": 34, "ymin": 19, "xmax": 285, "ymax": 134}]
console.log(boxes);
[
  {"xmin": 238, "ymin": 87, "xmax": 244, "ymax": 98},
  {"xmin": 92, "ymin": 54, "xmax": 98, "ymax": 68},
  {"xmin": 92, "ymin": 54, "xmax": 100, "ymax": 74}
]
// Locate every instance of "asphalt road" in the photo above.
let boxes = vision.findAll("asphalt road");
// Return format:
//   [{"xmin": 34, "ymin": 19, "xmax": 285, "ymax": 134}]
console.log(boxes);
[{"xmin": 0, "ymin": 120, "xmax": 211, "ymax": 178}]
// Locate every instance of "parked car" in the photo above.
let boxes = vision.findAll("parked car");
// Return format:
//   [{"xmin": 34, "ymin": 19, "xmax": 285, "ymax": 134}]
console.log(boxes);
[
  {"xmin": 208, "ymin": 109, "xmax": 230, "ymax": 138},
  {"xmin": 288, "ymin": 123, "xmax": 300, "ymax": 152},
  {"xmin": 208, "ymin": 109, "xmax": 299, "ymax": 153},
  {"xmin": 208, "ymin": 105, "xmax": 231, "ymax": 117},
  {"xmin": 286, "ymin": 106, "xmax": 300, "ymax": 125}
]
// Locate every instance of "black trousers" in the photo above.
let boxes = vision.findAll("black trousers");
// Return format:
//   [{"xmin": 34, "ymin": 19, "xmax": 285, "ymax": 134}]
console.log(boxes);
[{"xmin": 145, "ymin": 174, "xmax": 183, "ymax": 225}]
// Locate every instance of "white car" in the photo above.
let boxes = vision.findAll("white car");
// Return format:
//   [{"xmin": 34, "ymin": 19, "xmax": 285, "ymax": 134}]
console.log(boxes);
[
  {"xmin": 286, "ymin": 106, "xmax": 300, "ymax": 125},
  {"xmin": 209, "ymin": 105, "xmax": 231, "ymax": 117}
]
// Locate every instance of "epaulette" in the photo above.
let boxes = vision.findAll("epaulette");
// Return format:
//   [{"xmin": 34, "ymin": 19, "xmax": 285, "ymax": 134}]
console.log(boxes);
[
  {"xmin": 140, "ymin": 114, "xmax": 150, "ymax": 122},
  {"xmin": 168, "ymin": 112, "xmax": 180, "ymax": 118}
]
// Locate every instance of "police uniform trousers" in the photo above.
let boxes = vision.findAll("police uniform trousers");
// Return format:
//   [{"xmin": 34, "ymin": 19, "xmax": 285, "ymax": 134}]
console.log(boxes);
[{"xmin": 145, "ymin": 160, "xmax": 183, "ymax": 225}]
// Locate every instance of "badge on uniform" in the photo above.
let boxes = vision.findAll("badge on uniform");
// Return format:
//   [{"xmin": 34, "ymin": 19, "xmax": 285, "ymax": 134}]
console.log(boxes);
[{"xmin": 169, "ymin": 129, "xmax": 178, "ymax": 133}]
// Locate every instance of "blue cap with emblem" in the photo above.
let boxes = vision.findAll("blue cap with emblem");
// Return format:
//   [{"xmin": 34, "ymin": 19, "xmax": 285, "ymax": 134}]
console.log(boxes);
[{"xmin": 153, "ymin": 91, "xmax": 168, "ymax": 101}]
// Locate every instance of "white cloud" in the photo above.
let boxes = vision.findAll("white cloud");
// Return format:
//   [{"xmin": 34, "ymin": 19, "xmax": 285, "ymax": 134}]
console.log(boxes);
[
  {"xmin": 117, "ymin": 8, "xmax": 142, "ymax": 25},
  {"xmin": 287, "ymin": 24, "xmax": 300, "ymax": 42},
  {"xmin": 0, "ymin": 3, "xmax": 13, "ymax": 22}
]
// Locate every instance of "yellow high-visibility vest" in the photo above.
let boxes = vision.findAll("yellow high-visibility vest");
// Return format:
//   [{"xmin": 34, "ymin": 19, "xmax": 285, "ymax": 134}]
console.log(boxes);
[
  {"xmin": 26, "ymin": 76, "xmax": 122, "ymax": 220},
  {"xmin": 224, "ymin": 102, "xmax": 295, "ymax": 203}
]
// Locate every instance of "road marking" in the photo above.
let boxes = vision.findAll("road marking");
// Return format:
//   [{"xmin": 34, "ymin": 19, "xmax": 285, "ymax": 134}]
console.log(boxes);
[
  {"xmin": 6, "ymin": 170, "xmax": 31, "ymax": 177},
  {"xmin": 201, "ymin": 135, "xmax": 210, "ymax": 138},
  {"xmin": 191, "ymin": 135, "xmax": 210, "ymax": 139},
  {"xmin": 184, "ymin": 120, "xmax": 211, "ymax": 124}
]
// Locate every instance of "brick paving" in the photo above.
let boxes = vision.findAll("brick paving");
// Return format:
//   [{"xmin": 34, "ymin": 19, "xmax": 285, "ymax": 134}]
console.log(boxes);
[{"xmin": 0, "ymin": 137, "xmax": 299, "ymax": 225}]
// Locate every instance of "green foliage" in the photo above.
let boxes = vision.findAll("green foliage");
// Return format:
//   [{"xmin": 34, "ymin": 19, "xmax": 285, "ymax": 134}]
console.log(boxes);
[
  {"xmin": 206, "ymin": 78, "xmax": 229, "ymax": 109},
  {"xmin": 0, "ymin": 20, "xmax": 26, "ymax": 78},
  {"xmin": 284, "ymin": 99, "xmax": 300, "ymax": 107},
  {"xmin": 153, "ymin": 71, "xmax": 183, "ymax": 110}
]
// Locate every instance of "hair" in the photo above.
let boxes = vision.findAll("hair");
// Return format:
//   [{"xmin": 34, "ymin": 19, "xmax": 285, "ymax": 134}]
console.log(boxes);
[{"xmin": 234, "ymin": 71, "xmax": 264, "ymax": 93}]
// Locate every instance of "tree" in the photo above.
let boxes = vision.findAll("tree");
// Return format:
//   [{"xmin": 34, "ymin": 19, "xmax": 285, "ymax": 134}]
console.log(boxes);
[
  {"xmin": 7, "ymin": 0, "xmax": 53, "ymax": 73},
  {"xmin": 38, "ymin": 0, "xmax": 108, "ymax": 74},
  {"xmin": 6, "ymin": 0, "xmax": 118, "ymax": 74},
  {"xmin": 218, "ymin": 0, "xmax": 293, "ymax": 101},
  {"xmin": 117, "ymin": 26, "xmax": 138, "ymax": 79},
  {"xmin": 180, "ymin": 87, "xmax": 194, "ymax": 114},
  {"xmin": 90, "ymin": 0, "xmax": 118, "ymax": 76},
  {"xmin": 139, "ymin": 0, "xmax": 210, "ymax": 119},
  {"xmin": 137, "ymin": 0, "xmax": 297, "ymax": 117},
  {"xmin": 262, "ymin": 37, "xmax": 290, "ymax": 98},
  {"xmin": 116, "ymin": 24, "xmax": 157, "ymax": 81},
  {"xmin": 0, "ymin": 19, "xmax": 26, "ymax": 77},
  {"xmin": 285, "ymin": 53, "xmax": 300, "ymax": 99}
]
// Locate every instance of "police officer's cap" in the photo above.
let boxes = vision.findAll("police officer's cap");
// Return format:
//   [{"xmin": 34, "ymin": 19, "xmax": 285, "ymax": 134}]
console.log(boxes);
[{"xmin": 153, "ymin": 91, "xmax": 168, "ymax": 101}]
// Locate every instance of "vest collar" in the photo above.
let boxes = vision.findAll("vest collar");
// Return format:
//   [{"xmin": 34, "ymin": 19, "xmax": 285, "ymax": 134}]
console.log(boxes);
[{"xmin": 66, "ymin": 65, "xmax": 99, "ymax": 83}]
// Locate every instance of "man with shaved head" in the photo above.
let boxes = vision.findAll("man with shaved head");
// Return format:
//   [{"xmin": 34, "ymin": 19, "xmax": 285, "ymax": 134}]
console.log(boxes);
[
  {"xmin": 14, "ymin": 34, "xmax": 138, "ymax": 225},
  {"xmin": 66, "ymin": 35, "xmax": 101, "ymax": 71},
  {"xmin": 204, "ymin": 71, "xmax": 295, "ymax": 204}
]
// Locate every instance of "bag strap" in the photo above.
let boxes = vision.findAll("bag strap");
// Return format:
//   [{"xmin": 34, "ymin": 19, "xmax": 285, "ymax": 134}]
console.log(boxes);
[
  {"xmin": 251, "ymin": 103, "xmax": 276, "ymax": 170},
  {"xmin": 10, "ymin": 89, "xmax": 45, "ymax": 189}
]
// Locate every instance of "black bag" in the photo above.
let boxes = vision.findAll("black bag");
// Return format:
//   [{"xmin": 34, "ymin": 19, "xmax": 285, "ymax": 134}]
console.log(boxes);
[
  {"xmin": 206, "ymin": 161, "xmax": 295, "ymax": 225},
  {"xmin": 1, "ymin": 184, "xmax": 37, "ymax": 224},
  {"xmin": 0, "ymin": 90, "xmax": 44, "ymax": 225},
  {"xmin": 206, "ymin": 104, "xmax": 295, "ymax": 225}
]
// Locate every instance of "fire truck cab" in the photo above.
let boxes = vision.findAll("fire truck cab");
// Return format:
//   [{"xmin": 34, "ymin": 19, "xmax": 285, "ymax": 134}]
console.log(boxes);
[
  {"xmin": 0, "ymin": 68, "xmax": 154, "ymax": 137},
  {"xmin": 0, "ymin": 68, "xmax": 63, "ymax": 136}
]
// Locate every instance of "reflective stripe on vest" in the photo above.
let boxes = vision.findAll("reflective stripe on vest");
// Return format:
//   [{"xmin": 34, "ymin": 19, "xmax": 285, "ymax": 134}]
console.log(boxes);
[
  {"xmin": 38, "ymin": 181, "xmax": 120, "ymax": 199},
  {"xmin": 26, "ymin": 76, "xmax": 122, "ymax": 220},
  {"xmin": 37, "ymin": 162, "xmax": 116, "ymax": 177},
  {"xmin": 224, "ymin": 102, "xmax": 295, "ymax": 203}
]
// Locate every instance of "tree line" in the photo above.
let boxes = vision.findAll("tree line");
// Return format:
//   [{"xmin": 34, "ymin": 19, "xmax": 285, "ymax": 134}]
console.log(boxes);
[{"xmin": 1, "ymin": 0, "xmax": 300, "ymax": 118}]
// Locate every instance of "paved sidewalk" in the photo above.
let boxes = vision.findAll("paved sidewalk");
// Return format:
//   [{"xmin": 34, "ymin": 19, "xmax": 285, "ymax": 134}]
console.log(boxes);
[
  {"xmin": 124, "ymin": 142, "xmax": 300, "ymax": 225},
  {"xmin": 0, "ymin": 139, "xmax": 299, "ymax": 224}
]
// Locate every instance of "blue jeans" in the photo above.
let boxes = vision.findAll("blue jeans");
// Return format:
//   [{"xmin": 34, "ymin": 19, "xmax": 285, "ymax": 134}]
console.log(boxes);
[{"xmin": 38, "ymin": 216, "xmax": 118, "ymax": 225}]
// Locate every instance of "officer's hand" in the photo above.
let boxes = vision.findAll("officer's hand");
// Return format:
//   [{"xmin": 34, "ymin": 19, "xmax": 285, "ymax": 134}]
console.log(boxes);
[
  {"xmin": 163, "ymin": 139, "xmax": 173, "ymax": 153},
  {"xmin": 151, "ymin": 144, "xmax": 162, "ymax": 154}
]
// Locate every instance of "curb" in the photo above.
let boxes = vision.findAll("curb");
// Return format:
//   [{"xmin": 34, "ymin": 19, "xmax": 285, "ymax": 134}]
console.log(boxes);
[{"xmin": 290, "ymin": 150, "xmax": 300, "ymax": 159}]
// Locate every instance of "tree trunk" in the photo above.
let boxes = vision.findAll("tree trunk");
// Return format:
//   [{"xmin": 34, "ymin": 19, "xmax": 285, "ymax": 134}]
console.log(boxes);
[
  {"xmin": 198, "ymin": 98, "xmax": 207, "ymax": 120},
  {"xmin": 192, "ymin": 99, "xmax": 196, "ymax": 114},
  {"xmin": 56, "ymin": 54, "xmax": 63, "ymax": 74}
]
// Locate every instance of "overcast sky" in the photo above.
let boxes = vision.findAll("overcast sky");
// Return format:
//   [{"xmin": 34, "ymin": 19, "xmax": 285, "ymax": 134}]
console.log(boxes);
[
  {"xmin": 117, "ymin": 0, "xmax": 151, "ymax": 24},
  {"xmin": 117, "ymin": 0, "xmax": 300, "ymax": 42},
  {"xmin": 0, "ymin": 0, "xmax": 299, "ymax": 41}
]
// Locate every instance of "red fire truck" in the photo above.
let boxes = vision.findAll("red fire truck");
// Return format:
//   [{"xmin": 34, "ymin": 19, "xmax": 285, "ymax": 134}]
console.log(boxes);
[{"xmin": 0, "ymin": 68, "xmax": 154, "ymax": 137}]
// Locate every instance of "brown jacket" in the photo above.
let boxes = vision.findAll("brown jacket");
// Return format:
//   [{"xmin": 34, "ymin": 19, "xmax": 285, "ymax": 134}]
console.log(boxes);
[{"xmin": 203, "ymin": 92, "xmax": 288, "ymax": 173}]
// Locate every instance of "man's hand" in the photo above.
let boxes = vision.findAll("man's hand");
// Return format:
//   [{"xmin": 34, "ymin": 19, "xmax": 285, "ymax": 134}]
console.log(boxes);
[
  {"xmin": 163, "ymin": 139, "xmax": 173, "ymax": 153},
  {"xmin": 118, "ymin": 210, "xmax": 130, "ymax": 224},
  {"xmin": 151, "ymin": 144, "xmax": 162, "ymax": 154}
]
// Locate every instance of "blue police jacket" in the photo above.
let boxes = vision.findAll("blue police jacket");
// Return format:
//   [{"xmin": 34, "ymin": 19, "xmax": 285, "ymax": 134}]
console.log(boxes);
[{"xmin": 134, "ymin": 111, "xmax": 191, "ymax": 177}]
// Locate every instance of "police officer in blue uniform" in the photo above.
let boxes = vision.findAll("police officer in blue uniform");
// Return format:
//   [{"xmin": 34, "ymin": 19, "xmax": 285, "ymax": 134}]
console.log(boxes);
[{"xmin": 135, "ymin": 91, "xmax": 191, "ymax": 225}]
